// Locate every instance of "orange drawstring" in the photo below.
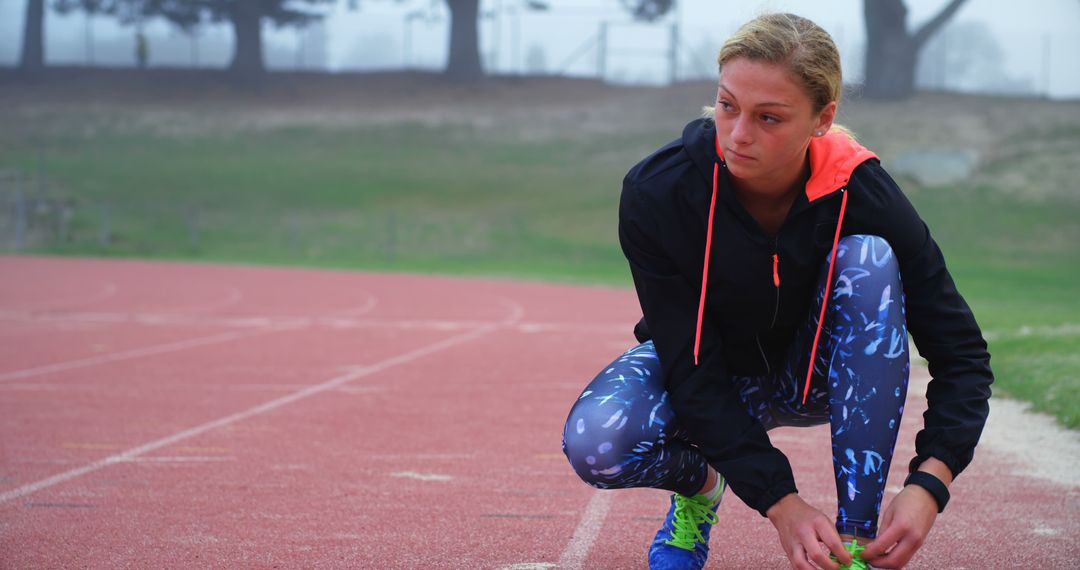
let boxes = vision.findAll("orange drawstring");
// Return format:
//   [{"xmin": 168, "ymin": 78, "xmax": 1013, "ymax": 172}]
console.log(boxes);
[
  {"xmin": 772, "ymin": 254, "xmax": 780, "ymax": 287},
  {"xmin": 802, "ymin": 188, "xmax": 849, "ymax": 404},
  {"xmin": 694, "ymin": 160, "xmax": 720, "ymax": 366}
]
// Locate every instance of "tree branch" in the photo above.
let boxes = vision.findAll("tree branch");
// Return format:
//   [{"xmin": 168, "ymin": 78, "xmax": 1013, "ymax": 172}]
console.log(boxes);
[{"xmin": 912, "ymin": 0, "xmax": 969, "ymax": 48}]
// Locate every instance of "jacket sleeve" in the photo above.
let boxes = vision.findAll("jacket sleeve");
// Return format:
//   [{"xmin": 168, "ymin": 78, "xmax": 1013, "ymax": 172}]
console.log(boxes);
[
  {"xmin": 619, "ymin": 181, "xmax": 798, "ymax": 516},
  {"xmin": 856, "ymin": 162, "xmax": 994, "ymax": 479}
]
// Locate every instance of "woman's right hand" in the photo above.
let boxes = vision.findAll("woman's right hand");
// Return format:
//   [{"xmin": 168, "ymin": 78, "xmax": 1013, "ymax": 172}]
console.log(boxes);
[{"xmin": 766, "ymin": 493, "xmax": 852, "ymax": 570}]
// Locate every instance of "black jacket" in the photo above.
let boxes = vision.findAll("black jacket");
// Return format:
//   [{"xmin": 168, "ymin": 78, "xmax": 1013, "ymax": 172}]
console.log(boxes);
[{"xmin": 618, "ymin": 118, "xmax": 993, "ymax": 516}]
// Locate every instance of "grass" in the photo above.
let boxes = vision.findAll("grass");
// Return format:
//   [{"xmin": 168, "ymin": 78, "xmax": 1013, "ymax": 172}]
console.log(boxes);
[
  {"xmin": 1, "ymin": 104, "xmax": 1077, "ymax": 428},
  {"xmin": 905, "ymin": 183, "xmax": 1080, "ymax": 427},
  {"xmin": 2, "ymin": 121, "xmax": 656, "ymax": 284}
]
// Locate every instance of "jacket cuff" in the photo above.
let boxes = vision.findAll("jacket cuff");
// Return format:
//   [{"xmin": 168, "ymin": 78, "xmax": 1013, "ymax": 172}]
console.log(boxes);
[
  {"xmin": 750, "ymin": 480, "xmax": 798, "ymax": 517},
  {"xmin": 908, "ymin": 446, "xmax": 963, "ymax": 479}
]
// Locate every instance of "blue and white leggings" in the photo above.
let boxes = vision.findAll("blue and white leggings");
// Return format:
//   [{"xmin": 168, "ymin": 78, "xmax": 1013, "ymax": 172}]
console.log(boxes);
[{"xmin": 562, "ymin": 235, "xmax": 910, "ymax": 538}]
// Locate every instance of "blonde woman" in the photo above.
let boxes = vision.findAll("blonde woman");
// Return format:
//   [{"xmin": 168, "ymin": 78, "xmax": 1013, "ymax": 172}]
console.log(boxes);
[{"xmin": 562, "ymin": 13, "xmax": 992, "ymax": 570}]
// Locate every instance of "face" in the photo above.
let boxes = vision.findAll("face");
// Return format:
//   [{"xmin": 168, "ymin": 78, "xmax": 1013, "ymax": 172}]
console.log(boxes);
[{"xmin": 713, "ymin": 57, "xmax": 836, "ymax": 193}]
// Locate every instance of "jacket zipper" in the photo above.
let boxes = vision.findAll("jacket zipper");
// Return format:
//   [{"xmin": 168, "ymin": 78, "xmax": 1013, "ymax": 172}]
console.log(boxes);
[
  {"xmin": 769, "ymin": 238, "xmax": 781, "ymax": 329},
  {"xmin": 757, "ymin": 238, "xmax": 782, "ymax": 373}
]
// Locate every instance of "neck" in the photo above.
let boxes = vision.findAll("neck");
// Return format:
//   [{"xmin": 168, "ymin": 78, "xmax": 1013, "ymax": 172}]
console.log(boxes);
[{"xmin": 732, "ymin": 153, "xmax": 811, "ymax": 207}]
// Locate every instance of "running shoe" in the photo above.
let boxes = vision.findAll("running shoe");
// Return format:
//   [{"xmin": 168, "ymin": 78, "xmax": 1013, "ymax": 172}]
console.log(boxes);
[{"xmin": 647, "ymin": 492, "xmax": 720, "ymax": 570}]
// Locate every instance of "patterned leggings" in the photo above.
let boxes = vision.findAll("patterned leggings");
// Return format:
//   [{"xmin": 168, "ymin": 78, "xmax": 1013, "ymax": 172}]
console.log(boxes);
[{"xmin": 562, "ymin": 235, "xmax": 910, "ymax": 538}]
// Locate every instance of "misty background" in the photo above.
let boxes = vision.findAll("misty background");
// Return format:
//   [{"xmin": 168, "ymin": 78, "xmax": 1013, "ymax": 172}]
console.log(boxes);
[{"xmin": 2, "ymin": 0, "xmax": 1078, "ymax": 98}]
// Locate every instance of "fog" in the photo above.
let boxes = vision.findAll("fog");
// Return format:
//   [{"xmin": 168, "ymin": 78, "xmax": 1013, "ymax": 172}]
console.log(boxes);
[{"xmin": 1, "ymin": 0, "xmax": 1078, "ymax": 98}]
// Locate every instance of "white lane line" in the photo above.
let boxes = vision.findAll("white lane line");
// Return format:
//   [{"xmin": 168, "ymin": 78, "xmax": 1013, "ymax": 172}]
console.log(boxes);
[
  {"xmin": 0, "ymin": 326, "xmax": 294, "ymax": 383},
  {"xmin": 125, "ymin": 456, "xmax": 236, "ymax": 463},
  {"xmin": 0, "ymin": 310, "xmax": 461, "ymax": 330},
  {"xmin": 558, "ymin": 491, "xmax": 614, "ymax": 570},
  {"xmin": 0, "ymin": 297, "xmax": 529, "ymax": 384},
  {"xmin": 0, "ymin": 308, "xmax": 628, "ymax": 336},
  {"xmin": 389, "ymin": 471, "xmax": 454, "ymax": 482},
  {"xmin": 0, "ymin": 304, "xmax": 521, "ymax": 504}
]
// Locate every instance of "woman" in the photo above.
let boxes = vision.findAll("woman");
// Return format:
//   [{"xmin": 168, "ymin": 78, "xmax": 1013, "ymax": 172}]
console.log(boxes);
[{"xmin": 561, "ymin": 13, "xmax": 992, "ymax": 570}]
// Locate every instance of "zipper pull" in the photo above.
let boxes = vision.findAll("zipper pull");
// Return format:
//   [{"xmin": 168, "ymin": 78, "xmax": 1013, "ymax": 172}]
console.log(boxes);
[{"xmin": 772, "ymin": 253, "xmax": 780, "ymax": 287}]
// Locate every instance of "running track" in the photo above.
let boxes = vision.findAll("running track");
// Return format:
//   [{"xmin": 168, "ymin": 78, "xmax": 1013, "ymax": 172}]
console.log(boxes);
[{"xmin": 0, "ymin": 256, "xmax": 1076, "ymax": 568}]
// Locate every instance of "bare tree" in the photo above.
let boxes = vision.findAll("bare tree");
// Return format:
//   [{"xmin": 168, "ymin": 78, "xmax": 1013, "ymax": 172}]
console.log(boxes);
[
  {"xmin": 445, "ymin": 0, "xmax": 482, "ymax": 79},
  {"xmin": 618, "ymin": 0, "xmax": 673, "ymax": 22},
  {"xmin": 84, "ymin": 0, "xmax": 333, "ymax": 79},
  {"xmin": 863, "ymin": 0, "xmax": 969, "ymax": 99},
  {"xmin": 18, "ymin": 0, "xmax": 47, "ymax": 73},
  {"xmin": 367, "ymin": 0, "xmax": 662, "ymax": 81},
  {"xmin": 19, "ymin": 0, "xmax": 115, "ymax": 74}
]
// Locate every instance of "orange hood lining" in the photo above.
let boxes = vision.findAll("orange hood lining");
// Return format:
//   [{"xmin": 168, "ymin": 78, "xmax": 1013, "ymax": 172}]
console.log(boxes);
[{"xmin": 713, "ymin": 130, "xmax": 878, "ymax": 201}]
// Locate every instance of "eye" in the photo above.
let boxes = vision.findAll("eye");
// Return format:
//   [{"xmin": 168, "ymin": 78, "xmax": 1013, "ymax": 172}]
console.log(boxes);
[
  {"xmin": 761, "ymin": 114, "xmax": 780, "ymax": 124},
  {"xmin": 718, "ymin": 100, "xmax": 735, "ymax": 112}
]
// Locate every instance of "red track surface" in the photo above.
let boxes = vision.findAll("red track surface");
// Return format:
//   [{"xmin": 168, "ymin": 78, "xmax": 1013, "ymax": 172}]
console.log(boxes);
[{"xmin": 0, "ymin": 256, "xmax": 1076, "ymax": 568}]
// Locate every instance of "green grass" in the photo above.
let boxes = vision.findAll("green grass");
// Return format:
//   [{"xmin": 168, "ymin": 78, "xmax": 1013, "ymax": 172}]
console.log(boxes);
[
  {"xmin": 2, "ymin": 122, "xmax": 661, "ymax": 285},
  {"xmin": 2, "ymin": 115, "xmax": 1077, "ymax": 428},
  {"xmin": 906, "ymin": 183, "xmax": 1080, "ymax": 427}
]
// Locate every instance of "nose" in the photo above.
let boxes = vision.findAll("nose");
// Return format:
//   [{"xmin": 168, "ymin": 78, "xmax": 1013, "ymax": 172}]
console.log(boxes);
[{"xmin": 730, "ymin": 114, "xmax": 753, "ymax": 146}]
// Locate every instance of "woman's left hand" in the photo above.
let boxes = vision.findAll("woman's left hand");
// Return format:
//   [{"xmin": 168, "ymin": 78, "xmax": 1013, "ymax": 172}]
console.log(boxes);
[{"xmin": 860, "ymin": 485, "xmax": 938, "ymax": 568}]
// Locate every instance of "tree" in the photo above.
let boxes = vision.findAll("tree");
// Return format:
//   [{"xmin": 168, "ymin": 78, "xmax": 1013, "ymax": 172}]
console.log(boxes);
[
  {"xmin": 86, "ymin": 0, "xmax": 333, "ymax": 79},
  {"xmin": 863, "ymin": 0, "xmax": 969, "ymax": 99},
  {"xmin": 353, "ymin": 0, "xmax": 486, "ymax": 80},
  {"xmin": 369, "ymin": 0, "xmax": 658, "ymax": 81},
  {"xmin": 20, "ymin": 0, "xmax": 114, "ymax": 74},
  {"xmin": 445, "ymin": 0, "xmax": 482, "ymax": 79},
  {"xmin": 441, "ymin": 0, "xmax": 550, "ymax": 80},
  {"xmin": 18, "ymin": 0, "xmax": 46, "ymax": 73},
  {"xmin": 618, "ymin": 0, "xmax": 673, "ymax": 22}
]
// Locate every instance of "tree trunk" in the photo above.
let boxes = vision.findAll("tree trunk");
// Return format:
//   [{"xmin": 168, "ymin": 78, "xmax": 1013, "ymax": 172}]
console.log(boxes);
[
  {"xmin": 229, "ymin": 0, "xmax": 265, "ymax": 79},
  {"xmin": 863, "ymin": 0, "xmax": 915, "ymax": 99},
  {"xmin": 445, "ymin": 0, "xmax": 483, "ymax": 80},
  {"xmin": 862, "ymin": 0, "xmax": 969, "ymax": 100},
  {"xmin": 18, "ymin": 0, "xmax": 45, "ymax": 73}
]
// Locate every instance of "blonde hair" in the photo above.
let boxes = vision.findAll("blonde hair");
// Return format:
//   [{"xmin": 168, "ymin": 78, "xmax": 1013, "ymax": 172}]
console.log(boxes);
[{"xmin": 703, "ymin": 13, "xmax": 854, "ymax": 138}]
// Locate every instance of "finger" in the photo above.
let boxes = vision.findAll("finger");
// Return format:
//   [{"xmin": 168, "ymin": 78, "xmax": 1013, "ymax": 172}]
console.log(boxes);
[
  {"xmin": 873, "ymin": 537, "xmax": 919, "ymax": 569},
  {"xmin": 790, "ymin": 543, "xmax": 815, "ymax": 570},
  {"xmin": 814, "ymin": 520, "xmax": 850, "ymax": 565},
  {"xmin": 862, "ymin": 524, "xmax": 904, "ymax": 560},
  {"xmin": 805, "ymin": 541, "xmax": 838, "ymax": 570}
]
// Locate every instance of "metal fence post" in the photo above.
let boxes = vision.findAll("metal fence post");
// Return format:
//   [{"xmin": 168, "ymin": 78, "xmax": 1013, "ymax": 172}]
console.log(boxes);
[
  {"xmin": 188, "ymin": 207, "xmax": 200, "ymax": 252},
  {"xmin": 99, "ymin": 203, "xmax": 111, "ymax": 248},
  {"xmin": 597, "ymin": 21, "xmax": 608, "ymax": 81},
  {"xmin": 669, "ymin": 22, "xmax": 679, "ymax": 85},
  {"xmin": 14, "ymin": 174, "xmax": 26, "ymax": 252},
  {"xmin": 385, "ymin": 211, "xmax": 397, "ymax": 263}
]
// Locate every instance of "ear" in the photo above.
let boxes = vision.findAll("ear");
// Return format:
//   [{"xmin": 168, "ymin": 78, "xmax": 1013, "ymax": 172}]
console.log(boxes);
[{"xmin": 814, "ymin": 101, "xmax": 837, "ymax": 135}]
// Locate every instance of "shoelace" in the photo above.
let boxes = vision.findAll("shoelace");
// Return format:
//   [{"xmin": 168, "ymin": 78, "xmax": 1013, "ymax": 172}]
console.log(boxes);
[
  {"xmin": 835, "ymin": 540, "xmax": 872, "ymax": 570},
  {"xmin": 663, "ymin": 494, "xmax": 719, "ymax": 551}
]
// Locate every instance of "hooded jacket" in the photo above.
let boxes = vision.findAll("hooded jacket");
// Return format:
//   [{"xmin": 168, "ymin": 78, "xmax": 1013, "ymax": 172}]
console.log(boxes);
[{"xmin": 618, "ymin": 118, "xmax": 993, "ymax": 517}]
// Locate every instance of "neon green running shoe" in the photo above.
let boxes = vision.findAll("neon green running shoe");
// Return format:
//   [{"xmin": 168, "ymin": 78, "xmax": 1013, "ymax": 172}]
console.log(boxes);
[
  {"xmin": 647, "ymin": 493, "xmax": 720, "ymax": 569},
  {"xmin": 833, "ymin": 540, "xmax": 875, "ymax": 570}
]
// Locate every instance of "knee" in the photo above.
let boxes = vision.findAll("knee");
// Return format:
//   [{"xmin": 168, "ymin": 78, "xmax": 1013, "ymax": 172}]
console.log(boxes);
[
  {"xmin": 835, "ymin": 234, "xmax": 899, "ymax": 274},
  {"xmin": 562, "ymin": 408, "xmax": 635, "ymax": 488},
  {"xmin": 561, "ymin": 341, "xmax": 662, "ymax": 487}
]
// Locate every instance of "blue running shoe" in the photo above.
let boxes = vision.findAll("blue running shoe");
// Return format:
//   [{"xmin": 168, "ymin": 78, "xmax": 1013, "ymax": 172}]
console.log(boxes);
[{"xmin": 647, "ymin": 492, "xmax": 720, "ymax": 570}]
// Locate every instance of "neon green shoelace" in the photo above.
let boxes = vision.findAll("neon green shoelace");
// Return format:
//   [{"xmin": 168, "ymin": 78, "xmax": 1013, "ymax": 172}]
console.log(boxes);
[
  {"xmin": 835, "ymin": 540, "xmax": 872, "ymax": 570},
  {"xmin": 663, "ymin": 494, "xmax": 718, "ymax": 551}
]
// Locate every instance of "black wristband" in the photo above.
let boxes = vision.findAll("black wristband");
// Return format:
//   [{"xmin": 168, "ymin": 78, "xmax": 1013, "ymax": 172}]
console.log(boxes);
[{"xmin": 904, "ymin": 471, "xmax": 950, "ymax": 513}]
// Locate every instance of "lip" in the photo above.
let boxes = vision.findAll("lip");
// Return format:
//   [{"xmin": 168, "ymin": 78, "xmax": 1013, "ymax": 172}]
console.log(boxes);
[{"xmin": 726, "ymin": 148, "xmax": 756, "ymax": 161}]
